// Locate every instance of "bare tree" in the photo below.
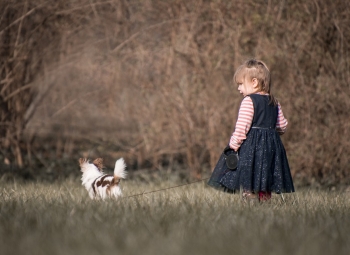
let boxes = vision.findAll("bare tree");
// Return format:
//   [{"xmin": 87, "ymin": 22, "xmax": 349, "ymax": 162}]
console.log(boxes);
[{"xmin": 0, "ymin": 1, "xmax": 65, "ymax": 167}]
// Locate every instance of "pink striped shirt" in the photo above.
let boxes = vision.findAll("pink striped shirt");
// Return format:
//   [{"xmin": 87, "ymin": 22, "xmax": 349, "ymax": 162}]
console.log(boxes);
[{"xmin": 229, "ymin": 96, "xmax": 288, "ymax": 151}]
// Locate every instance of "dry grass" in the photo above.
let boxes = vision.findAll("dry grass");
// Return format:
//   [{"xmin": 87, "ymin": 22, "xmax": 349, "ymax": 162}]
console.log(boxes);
[
  {"xmin": 1, "ymin": 0, "xmax": 350, "ymax": 184},
  {"xmin": 0, "ymin": 177, "xmax": 349, "ymax": 255}
]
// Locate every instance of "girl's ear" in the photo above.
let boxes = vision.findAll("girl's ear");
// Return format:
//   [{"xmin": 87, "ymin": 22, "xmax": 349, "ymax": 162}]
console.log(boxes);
[{"xmin": 252, "ymin": 78, "xmax": 258, "ymax": 88}]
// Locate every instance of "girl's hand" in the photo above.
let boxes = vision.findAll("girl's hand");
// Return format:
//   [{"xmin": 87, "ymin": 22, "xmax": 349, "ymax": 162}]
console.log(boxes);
[
  {"xmin": 276, "ymin": 127, "xmax": 285, "ymax": 135},
  {"xmin": 229, "ymin": 140, "xmax": 239, "ymax": 151}
]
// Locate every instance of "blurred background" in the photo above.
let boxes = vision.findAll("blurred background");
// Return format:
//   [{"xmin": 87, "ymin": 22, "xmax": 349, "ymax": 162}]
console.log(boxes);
[{"xmin": 0, "ymin": 0, "xmax": 349, "ymax": 186}]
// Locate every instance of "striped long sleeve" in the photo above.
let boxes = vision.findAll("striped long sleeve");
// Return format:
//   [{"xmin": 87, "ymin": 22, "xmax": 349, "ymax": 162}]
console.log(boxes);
[
  {"xmin": 276, "ymin": 103, "xmax": 288, "ymax": 134},
  {"xmin": 229, "ymin": 97, "xmax": 254, "ymax": 151},
  {"xmin": 229, "ymin": 97, "xmax": 288, "ymax": 151}
]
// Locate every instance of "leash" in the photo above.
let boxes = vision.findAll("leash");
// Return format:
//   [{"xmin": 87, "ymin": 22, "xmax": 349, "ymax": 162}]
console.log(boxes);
[
  {"xmin": 86, "ymin": 145, "xmax": 210, "ymax": 199},
  {"xmin": 122, "ymin": 177, "xmax": 210, "ymax": 199}
]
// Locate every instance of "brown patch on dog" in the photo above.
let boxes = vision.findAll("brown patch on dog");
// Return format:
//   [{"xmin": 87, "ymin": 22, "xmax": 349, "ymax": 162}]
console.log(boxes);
[
  {"xmin": 106, "ymin": 179, "xmax": 119, "ymax": 196},
  {"xmin": 113, "ymin": 177, "xmax": 120, "ymax": 185},
  {"xmin": 92, "ymin": 174, "xmax": 122, "ymax": 198},
  {"xmin": 92, "ymin": 179, "xmax": 97, "ymax": 196},
  {"xmin": 93, "ymin": 175, "xmax": 112, "ymax": 198},
  {"xmin": 96, "ymin": 175, "xmax": 112, "ymax": 187},
  {"xmin": 93, "ymin": 158, "xmax": 104, "ymax": 172},
  {"xmin": 102, "ymin": 179, "xmax": 110, "ymax": 187},
  {"xmin": 96, "ymin": 175, "xmax": 120, "ymax": 197}
]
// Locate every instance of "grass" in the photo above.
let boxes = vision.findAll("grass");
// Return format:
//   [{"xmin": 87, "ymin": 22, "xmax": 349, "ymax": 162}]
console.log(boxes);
[{"xmin": 0, "ymin": 177, "xmax": 349, "ymax": 255}]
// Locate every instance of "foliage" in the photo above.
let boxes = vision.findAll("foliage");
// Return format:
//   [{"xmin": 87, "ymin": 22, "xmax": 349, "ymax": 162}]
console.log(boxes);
[{"xmin": 0, "ymin": 0, "xmax": 349, "ymax": 184}]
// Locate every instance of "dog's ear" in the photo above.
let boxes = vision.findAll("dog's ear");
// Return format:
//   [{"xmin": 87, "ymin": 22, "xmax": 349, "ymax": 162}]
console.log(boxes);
[
  {"xmin": 93, "ymin": 158, "xmax": 104, "ymax": 171},
  {"xmin": 79, "ymin": 158, "xmax": 88, "ymax": 167}
]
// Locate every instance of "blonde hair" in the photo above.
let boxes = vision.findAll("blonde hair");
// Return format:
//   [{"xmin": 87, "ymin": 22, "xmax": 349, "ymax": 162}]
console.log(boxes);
[{"xmin": 233, "ymin": 59, "xmax": 277, "ymax": 105}]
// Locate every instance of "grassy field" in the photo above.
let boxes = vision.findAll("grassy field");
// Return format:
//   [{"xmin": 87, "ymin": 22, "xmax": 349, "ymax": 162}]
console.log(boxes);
[{"xmin": 0, "ymin": 177, "xmax": 349, "ymax": 255}]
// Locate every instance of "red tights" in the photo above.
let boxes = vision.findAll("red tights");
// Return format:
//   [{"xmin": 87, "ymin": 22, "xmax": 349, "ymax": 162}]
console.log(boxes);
[{"xmin": 258, "ymin": 191, "xmax": 272, "ymax": 201}]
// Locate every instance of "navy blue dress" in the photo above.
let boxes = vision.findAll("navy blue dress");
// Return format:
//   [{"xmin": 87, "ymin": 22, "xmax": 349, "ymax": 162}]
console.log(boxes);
[{"xmin": 217, "ymin": 94, "xmax": 294, "ymax": 194}]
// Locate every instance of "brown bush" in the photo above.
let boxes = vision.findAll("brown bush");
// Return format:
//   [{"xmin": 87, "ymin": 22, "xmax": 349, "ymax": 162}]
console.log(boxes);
[{"xmin": 1, "ymin": 0, "xmax": 349, "ymax": 185}]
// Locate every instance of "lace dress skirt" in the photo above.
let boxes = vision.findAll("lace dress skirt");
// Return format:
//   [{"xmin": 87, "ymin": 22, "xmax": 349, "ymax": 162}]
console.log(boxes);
[
  {"xmin": 220, "ymin": 128, "xmax": 295, "ymax": 194},
  {"xmin": 209, "ymin": 94, "xmax": 294, "ymax": 194}
]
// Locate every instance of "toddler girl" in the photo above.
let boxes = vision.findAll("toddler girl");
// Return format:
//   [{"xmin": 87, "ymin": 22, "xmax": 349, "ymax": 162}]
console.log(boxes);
[{"xmin": 220, "ymin": 59, "xmax": 294, "ymax": 201}]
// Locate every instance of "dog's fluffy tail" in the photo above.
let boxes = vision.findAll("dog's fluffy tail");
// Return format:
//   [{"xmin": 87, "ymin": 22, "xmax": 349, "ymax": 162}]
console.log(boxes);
[{"xmin": 114, "ymin": 158, "xmax": 127, "ymax": 179}]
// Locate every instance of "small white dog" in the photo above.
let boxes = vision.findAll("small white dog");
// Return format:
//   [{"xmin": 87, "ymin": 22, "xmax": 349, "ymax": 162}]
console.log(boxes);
[{"xmin": 79, "ymin": 157, "xmax": 127, "ymax": 200}]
